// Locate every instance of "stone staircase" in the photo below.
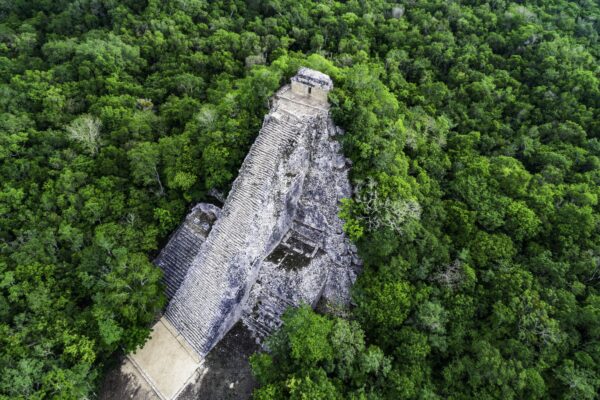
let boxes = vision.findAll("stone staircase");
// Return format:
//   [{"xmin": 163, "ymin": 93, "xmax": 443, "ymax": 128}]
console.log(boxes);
[
  {"xmin": 165, "ymin": 112, "xmax": 306, "ymax": 355},
  {"xmin": 242, "ymin": 288, "xmax": 296, "ymax": 341},
  {"xmin": 155, "ymin": 225, "xmax": 207, "ymax": 300}
]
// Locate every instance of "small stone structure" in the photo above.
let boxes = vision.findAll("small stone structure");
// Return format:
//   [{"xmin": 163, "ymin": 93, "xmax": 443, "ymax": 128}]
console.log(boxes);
[
  {"xmin": 106, "ymin": 68, "xmax": 361, "ymax": 400},
  {"xmin": 290, "ymin": 67, "xmax": 333, "ymax": 103}
]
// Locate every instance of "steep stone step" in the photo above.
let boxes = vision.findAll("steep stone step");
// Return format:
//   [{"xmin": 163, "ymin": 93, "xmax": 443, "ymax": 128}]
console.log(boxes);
[{"xmin": 155, "ymin": 226, "xmax": 207, "ymax": 299}]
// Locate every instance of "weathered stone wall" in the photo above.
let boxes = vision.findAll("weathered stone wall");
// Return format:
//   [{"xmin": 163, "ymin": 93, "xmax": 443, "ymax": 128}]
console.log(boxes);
[
  {"xmin": 291, "ymin": 81, "xmax": 328, "ymax": 103},
  {"xmin": 241, "ymin": 109, "xmax": 361, "ymax": 341}
]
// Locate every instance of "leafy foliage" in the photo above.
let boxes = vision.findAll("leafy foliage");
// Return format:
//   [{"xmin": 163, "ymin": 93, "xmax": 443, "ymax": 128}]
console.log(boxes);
[{"xmin": 250, "ymin": 306, "xmax": 391, "ymax": 400}]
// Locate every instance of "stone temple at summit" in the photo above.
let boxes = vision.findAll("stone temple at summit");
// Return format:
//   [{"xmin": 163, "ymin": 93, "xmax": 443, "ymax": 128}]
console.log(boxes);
[{"xmin": 106, "ymin": 68, "xmax": 361, "ymax": 400}]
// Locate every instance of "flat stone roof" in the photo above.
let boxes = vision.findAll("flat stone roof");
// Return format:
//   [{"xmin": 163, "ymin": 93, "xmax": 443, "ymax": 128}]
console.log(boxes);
[{"xmin": 292, "ymin": 67, "xmax": 333, "ymax": 90}]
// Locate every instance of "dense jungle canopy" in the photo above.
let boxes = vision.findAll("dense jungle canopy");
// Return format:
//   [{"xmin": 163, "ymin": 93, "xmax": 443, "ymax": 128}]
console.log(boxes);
[{"xmin": 0, "ymin": 0, "xmax": 599, "ymax": 398}]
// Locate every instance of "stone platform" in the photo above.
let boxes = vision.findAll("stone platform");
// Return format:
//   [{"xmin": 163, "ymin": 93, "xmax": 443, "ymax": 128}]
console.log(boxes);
[{"xmin": 128, "ymin": 318, "xmax": 201, "ymax": 399}]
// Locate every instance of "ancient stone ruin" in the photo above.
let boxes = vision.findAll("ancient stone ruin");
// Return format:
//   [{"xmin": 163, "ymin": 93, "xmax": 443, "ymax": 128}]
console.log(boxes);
[{"xmin": 105, "ymin": 68, "xmax": 361, "ymax": 400}]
